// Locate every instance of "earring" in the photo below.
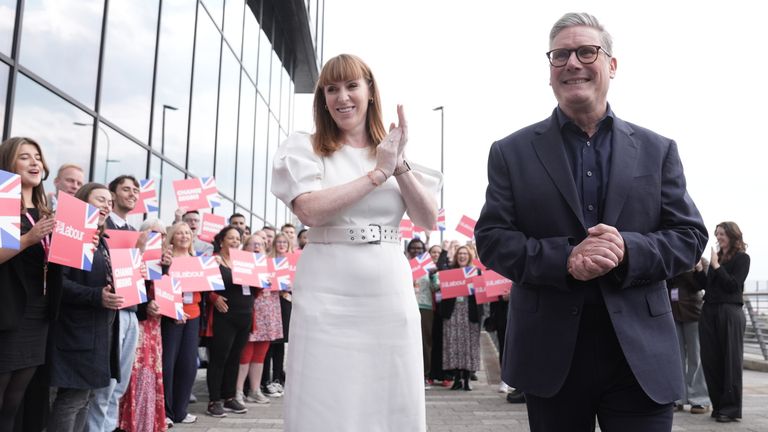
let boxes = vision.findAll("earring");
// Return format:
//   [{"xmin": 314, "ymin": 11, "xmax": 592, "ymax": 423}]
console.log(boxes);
[{"xmin": 369, "ymin": 98, "xmax": 373, "ymax": 104}]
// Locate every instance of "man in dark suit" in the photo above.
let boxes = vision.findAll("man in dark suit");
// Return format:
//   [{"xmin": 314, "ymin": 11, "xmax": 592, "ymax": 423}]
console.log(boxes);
[{"xmin": 474, "ymin": 12, "xmax": 708, "ymax": 432}]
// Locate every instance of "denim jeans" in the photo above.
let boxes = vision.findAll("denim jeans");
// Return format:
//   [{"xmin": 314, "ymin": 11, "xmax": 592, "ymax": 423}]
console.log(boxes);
[
  {"xmin": 676, "ymin": 320, "xmax": 711, "ymax": 406},
  {"xmin": 86, "ymin": 310, "xmax": 139, "ymax": 431}
]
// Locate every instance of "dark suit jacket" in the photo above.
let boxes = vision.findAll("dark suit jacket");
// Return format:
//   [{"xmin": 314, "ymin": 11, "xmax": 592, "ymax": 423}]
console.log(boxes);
[{"xmin": 475, "ymin": 109, "xmax": 707, "ymax": 404}]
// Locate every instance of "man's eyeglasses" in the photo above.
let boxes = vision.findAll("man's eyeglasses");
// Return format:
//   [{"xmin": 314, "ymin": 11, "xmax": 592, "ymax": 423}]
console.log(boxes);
[{"xmin": 546, "ymin": 45, "xmax": 610, "ymax": 68}]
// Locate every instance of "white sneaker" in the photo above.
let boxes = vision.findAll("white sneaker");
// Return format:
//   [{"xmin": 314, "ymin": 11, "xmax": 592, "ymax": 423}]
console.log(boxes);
[
  {"xmin": 165, "ymin": 417, "xmax": 174, "ymax": 428},
  {"xmin": 180, "ymin": 413, "xmax": 197, "ymax": 423},
  {"xmin": 266, "ymin": 382, "xmax": 284, "ymax": 396},
  {"xmin": 498, "ymin": 382, "xmax": 511, "ymax": 393},
  {"xmin": 235, "ymin": 390, "xmax": 246, "ymax": 405},
  {"xmin": 245, "ymin": 390, "xmax": 271, "ymax": 404}
]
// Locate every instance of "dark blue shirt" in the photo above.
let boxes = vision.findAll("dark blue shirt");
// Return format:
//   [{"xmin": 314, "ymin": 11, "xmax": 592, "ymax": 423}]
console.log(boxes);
[{"xmin": 556, "ymin": 105, "xmax": 615, "ymax": 304}]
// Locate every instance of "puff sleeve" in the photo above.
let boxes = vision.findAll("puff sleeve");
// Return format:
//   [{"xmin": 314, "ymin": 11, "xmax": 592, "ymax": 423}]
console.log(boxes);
[
  {"xmin": 410, "ymin": 162, "xmax": 443, "ymax": 197},
  {"xmin": 271, "ymin": 133, "xmax": 324, "ymax": 209}
]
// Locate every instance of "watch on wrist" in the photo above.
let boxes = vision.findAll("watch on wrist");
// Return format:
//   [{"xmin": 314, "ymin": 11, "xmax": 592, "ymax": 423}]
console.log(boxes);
[{"xmin": 393, "ymin": 159, "xmax": 412, "ymax": 176}]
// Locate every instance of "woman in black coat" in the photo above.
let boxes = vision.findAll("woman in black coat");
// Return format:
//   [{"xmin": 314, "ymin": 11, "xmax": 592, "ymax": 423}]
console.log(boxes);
[
  {"xmin": 48, "ymin": 183, "xmax": 123, "ymax": 432},
  {"xmin": 696, "ymin": 221, "xmax": 750, "ymax": 423}
]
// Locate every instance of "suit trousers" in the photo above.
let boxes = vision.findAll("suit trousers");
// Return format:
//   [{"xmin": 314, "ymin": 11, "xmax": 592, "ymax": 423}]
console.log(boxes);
[
  {"xmin": 525, "ymin": 304, "xmax": 673, "ymax": 432},
  {"xmin": 162, "ymin": 317, "xmax": 200, "ymax": 423},
  {"xmin": 420, "ymin": 309, "xmax": 434, "ymax": 377},
  {"xmin": 699, "ymin": 303, "xmax": 745, "ymax": 419},
  {"xmin": 207, "ymin": 311, "xmax": 251, "ymax": 401}
]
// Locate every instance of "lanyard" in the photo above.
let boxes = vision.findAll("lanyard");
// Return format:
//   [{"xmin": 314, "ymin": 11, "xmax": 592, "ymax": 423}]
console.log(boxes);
[{"xmin": 24, "ymin": 212, "xmax": 50, "ymax": 295}]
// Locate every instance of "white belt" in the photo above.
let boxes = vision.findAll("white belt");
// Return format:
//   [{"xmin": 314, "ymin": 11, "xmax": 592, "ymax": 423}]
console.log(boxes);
[{"xmin": 308, "ymin": 225, "xmax": 400, "ymax": 244}]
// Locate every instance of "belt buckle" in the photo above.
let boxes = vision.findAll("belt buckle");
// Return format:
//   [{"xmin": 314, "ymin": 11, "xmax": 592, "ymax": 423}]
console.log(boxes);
[{"xmin": 368, "ymin": 224, "xmax": 382, "ymax": 244}]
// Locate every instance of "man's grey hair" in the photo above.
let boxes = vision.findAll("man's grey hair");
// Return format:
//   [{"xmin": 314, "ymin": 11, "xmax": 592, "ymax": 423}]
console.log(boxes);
[
  {"xmin": 549, "ymin": 12, "xmax": 613, "ymax": 55},
  {"xmin": 139, "ymin": 217, "xmax": 165, "ymax": 232}
]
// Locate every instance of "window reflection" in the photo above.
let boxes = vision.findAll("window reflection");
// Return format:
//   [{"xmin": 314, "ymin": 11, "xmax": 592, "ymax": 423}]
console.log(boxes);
[
  {"xmin": 242, "ymin": 9, "xmax": 258, "ymax": 82},
  {"xmin": 257, "ymin": 27, "xmax": 271, "ymax": 101},
  {"xmin": 0, "ymin": 62, "xmax": 7, "ymax": 135},
  {"xmin": 19, "ymin": 0, "xmax": 102, "ymax": 108},
  {"xmin": 236, "ymin": 74, "xmax": 255, "ymax": 206},
  {"xmin": 223, "ymin": 0, "xmax": 243, "ymax": 58},
  {"xmin": 149, "ymin": 155, "xmax": 185, "ymax": 222},
  {"xmin": 265, "ymin": 115, "xmax": 279, "ymax": 223},
  {"xmin": 187, "ymin": 10, "xmax": 220, "ymax": 177},
  {"xmin": 11, "ymin": 73, "xmax": 92, "ymax": 191},
  {"xmin": 252, "ymin": 97, "xmax": 268, "ymax": 220},
  {"xmin": 281, "ymin": 68, "xmax": 291, "ymax": 129},
  {"xmin": 93, "ymin": 123, "xmax": 147, "ymax": 185},
  {"xmin": 214, "ymin": 49, "xmax": 239, "ymax": 199},
  {"xmin": 100, "ymin": 0, "xmax": 159, "ymax": 142},
  {"xmin": 271, "ymin": 51, "xmax": 282, "ymax": 121},
  {"xmin": 213, "ymin": 198, "xmax": 234, "ymax": 219},
  {"xmin": 0, "ymin": 0, "xmax": 16, "ymax": 55},
  {"xmin": 152, "ymin": 0, "xmax": 195, "ymax": 160},
  {"xmin": 201, "ymin": 0, "xmax": 223, "ymax": 30}
]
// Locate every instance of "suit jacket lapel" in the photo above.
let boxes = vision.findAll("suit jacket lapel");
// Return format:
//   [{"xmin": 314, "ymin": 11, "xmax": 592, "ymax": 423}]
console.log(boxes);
[
  {"xmin": 603, "ymin": 118, "xmax": 638, "ymax": 225},
  {"xmin": 532, "ymin": 115, "xmax": 585, "ymax": 227}
]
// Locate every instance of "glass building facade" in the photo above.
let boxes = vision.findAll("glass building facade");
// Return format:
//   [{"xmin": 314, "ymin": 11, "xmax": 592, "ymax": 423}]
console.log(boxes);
[{"xmin": 0, "ymin": 0, "xmax": 324, "ymax": 228}]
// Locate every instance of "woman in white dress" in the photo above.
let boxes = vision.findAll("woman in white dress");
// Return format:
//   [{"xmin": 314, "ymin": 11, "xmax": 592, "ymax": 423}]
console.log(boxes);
[{"xmin": 271, "ymin": 54, "xmax": 441, "ymax": 432}]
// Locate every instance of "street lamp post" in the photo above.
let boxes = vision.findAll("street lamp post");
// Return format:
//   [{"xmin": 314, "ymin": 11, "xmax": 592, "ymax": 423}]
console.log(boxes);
[
  {"xmin": 433, "ymin": 106, "xmax": 444, "ymax": 243},
  {"xmin": 74, "ymin": 121, "xmax": 112, "ymax": 181},
  {"xmin": 160, "ymin": 105, "xmax": 178, "ymax": 204}
]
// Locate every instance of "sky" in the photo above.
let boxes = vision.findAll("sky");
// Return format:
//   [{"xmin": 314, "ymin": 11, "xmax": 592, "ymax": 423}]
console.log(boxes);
[{"xmin": 293, "ymin": 0, "xmax": 768, "ymax": 281}]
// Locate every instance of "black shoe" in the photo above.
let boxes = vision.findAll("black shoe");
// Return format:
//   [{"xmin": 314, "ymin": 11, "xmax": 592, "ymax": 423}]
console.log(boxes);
[
  {"xmin": 506, "ymin": 389, "xmax": 526, "ymax": 404},
  {"xmin": 450, "ymin": 375, "xmax": 462, "ymax": 390},
  {"xmin": 715, "ymin": 415, "xmax": 736, "ymax": 423},
  {"xmin": 462, "ymin": 379, "xmax": 472, "ymax": 391},
  {"xmin": 206, "ymin": 401, "xmax": 227, "ymax": 417},
  {"xmin": 223, "ymin": 398, "xmax": 248, "ymax": 414}
]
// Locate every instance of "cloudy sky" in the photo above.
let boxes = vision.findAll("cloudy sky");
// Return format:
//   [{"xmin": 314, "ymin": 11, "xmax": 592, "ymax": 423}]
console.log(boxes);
[{"xmin": 294, "ymin": 0, "xmax": 768, "ymax": 281}]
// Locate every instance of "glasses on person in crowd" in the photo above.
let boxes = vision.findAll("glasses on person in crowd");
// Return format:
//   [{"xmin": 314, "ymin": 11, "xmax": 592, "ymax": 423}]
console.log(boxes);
[{"xmin": 545, "ymin": 45, "xmax": 610, "ymax": 67}]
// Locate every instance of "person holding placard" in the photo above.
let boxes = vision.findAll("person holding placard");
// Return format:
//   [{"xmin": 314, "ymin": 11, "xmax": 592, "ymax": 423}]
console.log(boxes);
[
  {"xmin": 205, "ymin": 226, "xmax": 253, "ymax": 418},
  {"xmin": 0, "ymin": 137, "xmax": 60, "ymax": 432},
  {"xmin": 235, "ymin": 234, "xmax": 281, "ymax": 405},
  {"xmin": 48, "ymin": 183, "xmax": 123, "ymax": 432},
  {"xmin": 437, "ymin": 246, "xmax": 483, "ymax": 391},
  {"xmin": 161, "ymin": 222, "xmax": 200, "ymax": 425},
  {"xmin": 271, "ymin": 54, "xmax": 441, "ymax": 432},
  {"xmin": 260, "ymin": 233, "xmax": 293, "ymax": 397}
]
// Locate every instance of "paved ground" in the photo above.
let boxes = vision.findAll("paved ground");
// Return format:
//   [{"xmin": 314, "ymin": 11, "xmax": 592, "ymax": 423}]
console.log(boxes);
[{"xmin": 174, "ymin": 333, "xmax": 768, "ymax": 432}]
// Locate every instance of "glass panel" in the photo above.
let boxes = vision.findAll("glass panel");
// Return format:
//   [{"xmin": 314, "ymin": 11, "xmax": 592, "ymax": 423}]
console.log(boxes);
[
  {"xmin": 201, "ymin": 0, "xmax": 223, "ymax": 30},
  {"xmin": 0, "ymin": 62, "xmax": 7, "ymax": 135},
  {"xmin": 92, "ymin": 123, "xmax": 147, "ymax": 185},
  {"xmin": 251, "ymin": 97, "xmax": 268, "ymax": 220},
  {"xmin": 214, "ymin": 48, "xmax": 239, "ymax": 200},
  {"xmin": 100, "ymin": 0, "xmax": 159, "ymax": 142},
  {"xmin": 151, "ymin": 156, "xmax": 185, "ymax": 222},
  {"xmin": 11, "ymin": 73, "xmax": 92, "ymax": 192},
  {"xmin": 241, "ymin": 8, "xmax": 258, "ymax": 82},
  {"xmin": 212, "ymin": 197, "xmax": 233, "ymax": 219},
  {"xmin": 0, "ymin": 0, "xmax": 16, "ymax": 55},
  {"xmin": 281, "ymin": 68, "xmax": 291, "ymax": 129},
  {"xmin": 265, "ymin": 114, "xmax": 278, "ymax": 224},
  {"xmin": 270, "ymin": 51, "xmax": 281, "ymax": 116},
  {"xmin": 19, "ymin": 0, "xmax": 103, "ymax": 108},
  {"xmin": 223, "ymin": 0, "xmax": 243, "ymax": 59},
  {"xmin": 256, "ymin": 27, "xmax": 271, "ymax": 101},
  {"xmin": 187, "ymin": 11, "xmax": 220, "ymax": 177},
  {"xmin": 151, "ymin": 0, "xmax": 195, "ymax": 160},
  {"xmin": 235, "ymin": 74, "xmax": 255, "ymax": 206}
]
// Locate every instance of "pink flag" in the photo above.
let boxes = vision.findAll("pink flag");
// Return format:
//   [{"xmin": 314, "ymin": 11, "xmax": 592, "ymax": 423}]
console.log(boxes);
[
  {"xmin": 48, "ymin": 193, "xmax": 99, "ymax": 270},
  {"xmin": 111, "ymin": 248, "xmax": 147, "ymax": 308},
  {"xmin": 142, "ymin": 231, "xmax": 163, "ymax": 281},
  {"xmin": 483, "ymin": 270, "xmax": 513, "ymax": 297},
  {"xmin": 172, "ymin": 177, "xmax": 221, "ymax": 211},
  {"xmin": 471, "ymin": 274, "xmax": 499, "ymax": 305},
  {"xmin": 438, "ymin": 266, "xmax": 477, "ymax": 300},
  {"xmin": 104, "ymin": 229, "xmax": 141, "ymax": 250},
  {"xmin": 455, "ymin": 215, "xmax": 477, "ymax": 239},
  {"xmin": 436, "ymin": 208, "xmax": 446, "ymax": 231},
  {"xmin": 409, "ymin": 252, "xmax": 436, "ymax": 281},
  {"xmin": 270, "ymin": 256, "xmax": 292, "ymax": 291},
  {"xmin": 472, "ymin": 257, "xmax": 487, "ymax": 272},
  {"xmin": 198, "ymin": 212, "xmax": 226, "ymax": 243},
  {"xmin": 155, "ymin": 276, "xmax": 184, "ymax": 320},
  {"xmin": 129, "ymin": 178, "xmax": 159, "ymax": 214},
  {"xmin": 0, "ymin": 169, "xmax": 21, "ymax": 250},
  {"xmin": 230, "ymin": 249, "xmax": 269, "ymax": 287},
  {"xmin": 169, "ymin": 255, "xmax": 224, "ymax": 292}
]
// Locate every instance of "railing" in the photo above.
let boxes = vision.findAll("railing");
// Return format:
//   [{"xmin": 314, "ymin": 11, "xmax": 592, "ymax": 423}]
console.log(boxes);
[{"xmin": 744, "ymin": 280, "xmax": 768, "ymax": 361}]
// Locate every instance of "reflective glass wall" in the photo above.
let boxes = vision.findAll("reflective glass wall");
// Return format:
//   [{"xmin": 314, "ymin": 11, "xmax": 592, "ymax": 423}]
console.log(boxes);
[{"xmin": 0, "ymin": 0, "xmax": 321, "ymax": 229}]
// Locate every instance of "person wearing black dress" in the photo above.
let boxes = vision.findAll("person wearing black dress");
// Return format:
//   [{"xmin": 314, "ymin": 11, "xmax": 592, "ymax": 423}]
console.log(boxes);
[
  {"xmin": 0, "ymin": 137, "xmax": 60, "ymax": 432},
  {"xmin": 696, "ymin": 221, "xmax": 750, "ymax": 423}
]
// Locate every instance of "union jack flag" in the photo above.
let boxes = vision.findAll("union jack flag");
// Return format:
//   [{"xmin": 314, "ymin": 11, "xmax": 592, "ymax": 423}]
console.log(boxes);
[
  {"xmin": 81, "ymin": 203, "xmax": 100, "ymax": 271},
  {"xmin": 138, "ymin": 179, "xmax": 159, "ymax": 213},
  {"xmin": 201, "ymin": 177, "xmax": 221, "ymax": 208},
  {"xmin": 200, "ymin": 256, "xmax": 224, "ymax": 291},
  {"xmin": 463, "ymin": 266, "xmax": 479, "ymax": 279},
  {"xmin": 171, "ymin": 278, "xmax": 184, "ymax": 320},
  {"xmin": 146, "ymin": 259, "xmax": 163, "ymax": 280},
  {"xmin": 0, "ymin": 170, "xmax": 21, "ymax": 250},
  {"xmin": 416, "ymin": 252, "xmax": 436, "ymax": 273},
  {"xmin": 271, "ymin": 256, "xmax": 292, "ymax": 291},
  {"xmin": 436, "ymin": 208, "xmax": 446, "ymax": 231},
  {"xmin": 254, "ymin": 253, "xmax": 271, "ymax": 288},
  {"xmin": 143, "ymin": 231, "xmax": 162, "ymax": 260}
]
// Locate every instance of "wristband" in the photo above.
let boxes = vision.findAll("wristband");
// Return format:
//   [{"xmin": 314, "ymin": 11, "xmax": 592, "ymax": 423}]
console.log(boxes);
[{"xmin": 393, "ymin": 159, "xmax": 412, "ymax": 176}]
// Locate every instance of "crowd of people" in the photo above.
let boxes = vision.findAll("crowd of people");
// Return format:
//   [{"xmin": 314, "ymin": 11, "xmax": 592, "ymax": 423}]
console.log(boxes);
[{"xmin": 0, "ymin": 11, "xmax": 758, "ymax": 432}]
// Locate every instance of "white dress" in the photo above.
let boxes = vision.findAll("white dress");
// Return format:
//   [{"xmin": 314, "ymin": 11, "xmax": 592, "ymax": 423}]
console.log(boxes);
[{"xmin": 272, "ymin": 133, "xmax": 441, "ymax": 432}]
